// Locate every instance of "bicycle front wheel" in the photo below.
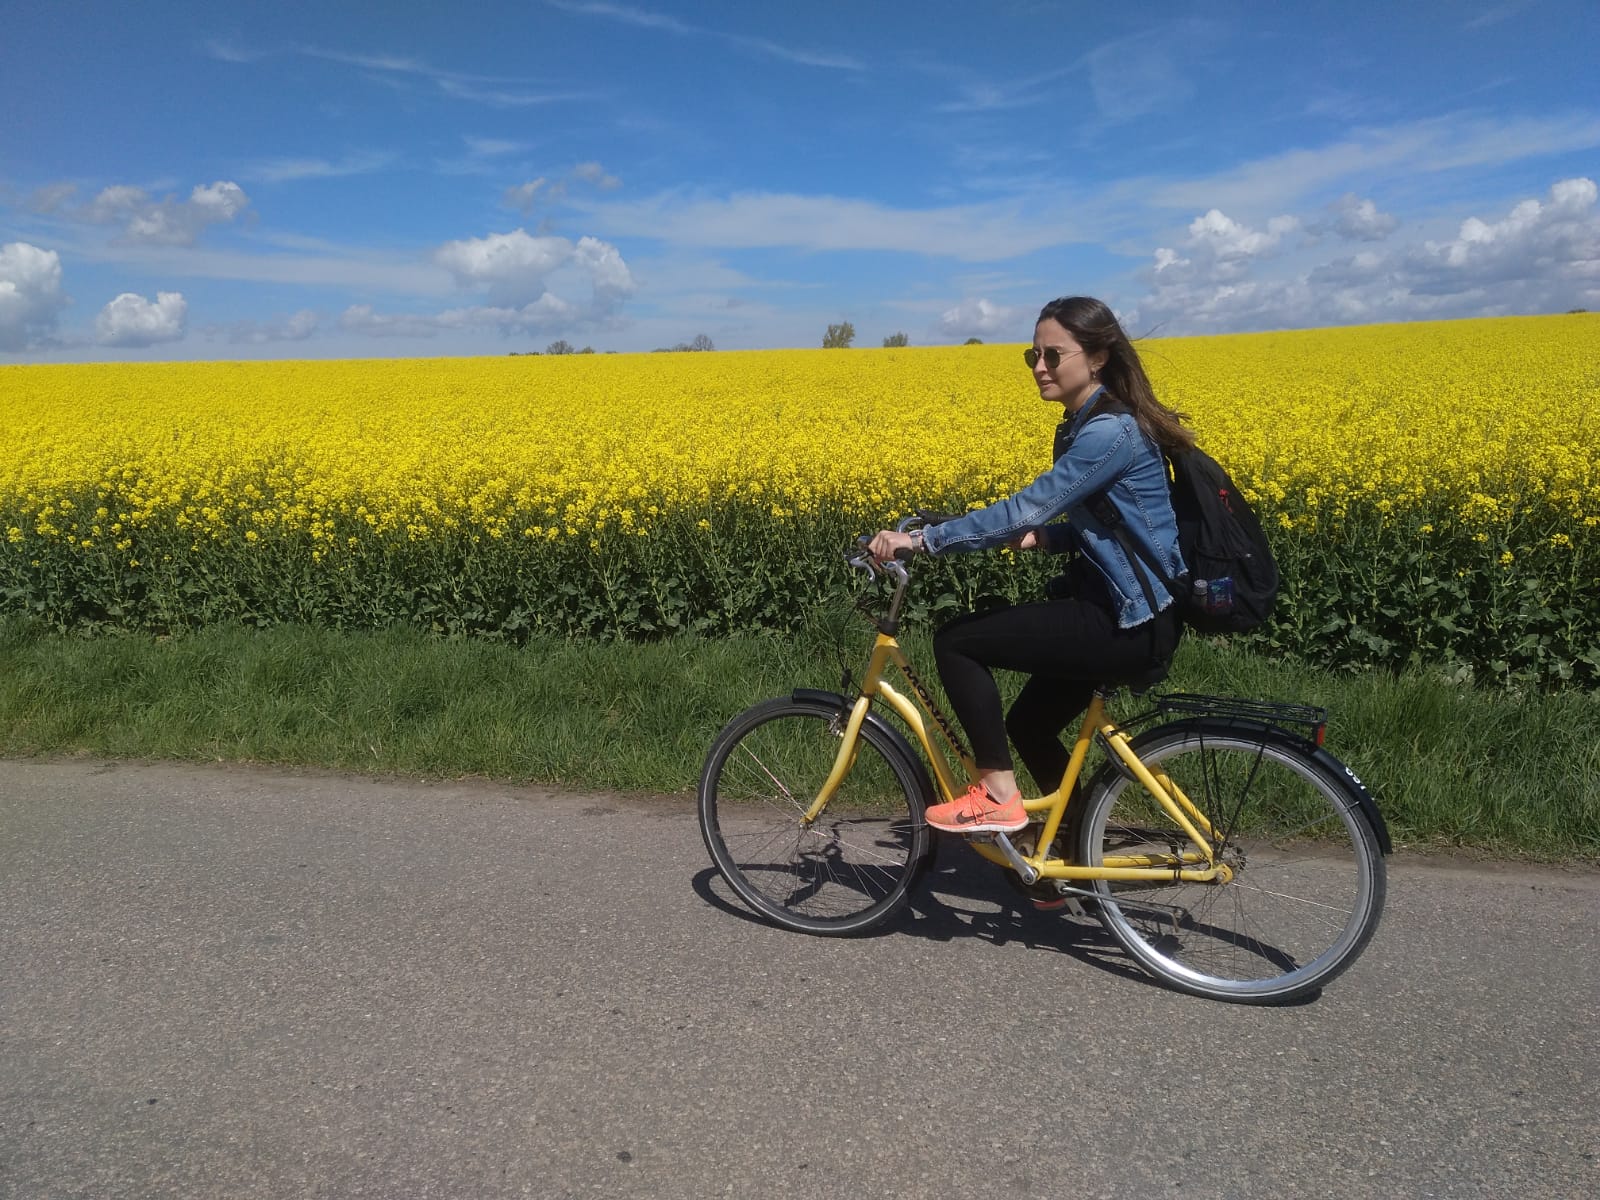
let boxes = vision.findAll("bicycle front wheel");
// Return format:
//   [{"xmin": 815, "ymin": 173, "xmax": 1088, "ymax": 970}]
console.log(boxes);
[
  {"xmin": 698, "ymin": 695, "xmax": 934, "ymax": 936},
  {"xmin": 1076, "ymin": 720, "xmax": 1386, "ymax": 1004}
]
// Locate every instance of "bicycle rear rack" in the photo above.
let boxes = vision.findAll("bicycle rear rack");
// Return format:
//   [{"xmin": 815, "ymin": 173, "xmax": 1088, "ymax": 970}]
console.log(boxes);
[{"xmin": 1152, "ymin": 693, "xmax": 1328, "ymax": 742}]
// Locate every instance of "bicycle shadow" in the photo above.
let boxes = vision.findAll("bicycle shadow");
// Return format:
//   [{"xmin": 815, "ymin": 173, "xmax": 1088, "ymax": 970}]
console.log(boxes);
[
  {"xmin": 904, "ymin": 844, "xmax": 1324, "ymax": 1006},
  {"xmin": 895, "ymin": 844, "xmax": 1164, "ymax": 993},
  {"xmin": 689, "ymin": 843, "xmax": 1164, "ymax": 997},
  {"xmin": 691, "ymin": 840, "xmax": 1324, "ymax": 1006}
]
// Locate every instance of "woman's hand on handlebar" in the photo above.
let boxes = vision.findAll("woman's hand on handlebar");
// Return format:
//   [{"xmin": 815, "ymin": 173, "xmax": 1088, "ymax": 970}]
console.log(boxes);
[{"xmin": 867, "ymin": 529, "xmax": 916, "ymax": 564}]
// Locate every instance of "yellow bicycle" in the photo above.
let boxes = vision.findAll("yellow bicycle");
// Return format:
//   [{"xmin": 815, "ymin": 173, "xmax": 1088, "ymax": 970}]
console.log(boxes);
[{"xmin": 698, "ymin": 528, "xmax": 1390, "ymax": 1004}]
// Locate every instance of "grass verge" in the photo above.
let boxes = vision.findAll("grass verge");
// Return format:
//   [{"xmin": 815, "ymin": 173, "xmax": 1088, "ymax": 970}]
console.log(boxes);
[{"xmin": 2, "ymin": 612, "xmax": 1595, "ymax": 861}]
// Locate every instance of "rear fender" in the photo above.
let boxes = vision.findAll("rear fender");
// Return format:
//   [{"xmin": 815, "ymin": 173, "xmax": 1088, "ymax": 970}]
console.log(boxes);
[{"xmin": 1131, "ymin": 717, "xmax": 1392, "ymax": 856}]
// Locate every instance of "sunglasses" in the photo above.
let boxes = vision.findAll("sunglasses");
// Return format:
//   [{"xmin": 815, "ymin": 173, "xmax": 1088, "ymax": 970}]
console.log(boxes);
[{"xmin": 1023, "ymin": 346, "xmax": 1084, "ymax": 371}]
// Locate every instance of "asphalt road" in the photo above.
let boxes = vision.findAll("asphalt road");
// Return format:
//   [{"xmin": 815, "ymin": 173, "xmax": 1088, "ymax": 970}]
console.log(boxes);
[{"xmin": 1, "ymin": 757, "xmax": 1595, "ymax": 1199}]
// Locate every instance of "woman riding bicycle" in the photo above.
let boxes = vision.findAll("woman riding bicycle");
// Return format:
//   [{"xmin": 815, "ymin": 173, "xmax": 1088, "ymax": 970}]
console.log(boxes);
[{"xmin": 868, "ymin": 295, "xmax": 1196, "ymax": 835}]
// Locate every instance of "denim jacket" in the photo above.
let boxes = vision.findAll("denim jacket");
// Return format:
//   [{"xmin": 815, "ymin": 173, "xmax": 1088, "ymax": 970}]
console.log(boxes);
[{"xmin": 922, "ymin": 389, "xmax": 1186, "ymax": 628}]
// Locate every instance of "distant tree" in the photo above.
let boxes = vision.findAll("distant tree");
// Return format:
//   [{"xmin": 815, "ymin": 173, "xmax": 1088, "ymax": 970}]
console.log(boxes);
[
  {"xmin": 546, "ymin": 339, "xmax": 575, "ymax": 355},
  {"xmin": 655, "ymin": 335, "xmax": 716, "ymax": 352},
  {"xmin": 963, "ymin": 337, "xmax": 984, "ymax": 345},
  {"xmin": 823, "ymin": 321, "xmax": 856, "ymax": 349},
  {"xmin": 579, "ymin": 346, "xmax": 595, "ymax": 353},
  {"xmin": 882, "ymin": 332, "xmax": 909, "ymax": 348},
  {"xmin": 1569, "ymin": 308, "xmax": 1590, "ymax": 314}
]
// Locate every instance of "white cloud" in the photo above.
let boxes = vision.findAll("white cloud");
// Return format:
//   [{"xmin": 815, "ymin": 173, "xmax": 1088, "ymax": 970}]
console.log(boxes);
[
  {"xmin": 464, "ymin": 137, "xmax": 527, "ymax": 158},
  {"xmin": 1145, "ymin": 114, "xmax": 1600, "ymax": 217},
  {"xmin": 435, "ymin": 79, "xmax": 596, "ymax": 107},
  {"xmin": 0, "ymin": 243, "xmax": 69, "ymax": 352},
  {"xmin": 1133, "ymin": 177, "xmax": 1600, "ymax": 334},
  {"xmin": 63, "ymin": 237, "xmax": 452, "ymax": 296},
  {"xmin": 1425, "ymin": 176, "xmax": 1597, "ymax": 273},
  {"xmin": 244, "ymin": 153, "xmax": 395, "ymax": 184},
  {"xmin": 189, "ymin": 181, "xmax": 249, "ymax": 222},
  {"xmin": 213, "ymin": 309, "xmax": 320, "ymax": 345},
  {"xmin": 78, "ymin": 180, "xmax": 252, "ymax": 246},
  {"xmin": 434, "ymin": 229, "xmax": 578, "ymax": 303},
  {"xmin": 502, "ymin": 163, "xmax": 622, "ymax": 213},
  {"xmin": 339, "ymin": 295, "xmax": 578, "ymax": 339},
  {"xmin": 95, "ymin": 291, "xmax": 187, "ymax": 346},
  {"xmin": 1465, "ymin": 0, "xmax": 1537, "ymax": 30},
  {"xmin": 27, "ymin": 182, "xmax": 78, "ymax": 214},
  {"xmin": 1327, "ymin": 194, "xmax": 1399, "ymax": 241},
  {"xmin": 344, "ymin": 228, "xmax": 638, "ymax": 340},
  {"xmin": 572, "ymin": 235, "xmax": 635, "ymax": 307},
  {"xmin": 938, "ymin": 297, "xmax": 1019, "ymax": 341},
  {"xmin": 585, "ymin": 190, "xmax": 1070, "ymax": 261},
  {"xmin": 503, "ymin": 179, "xmax": 548, "ymax": 213},
  {"xmin": 337, "ymin": 305, "xmax": 445, "ymax": 339},
  {"xmin": 1185, "ymin": 209, "xmax": 1300, "ymax": 262},
  {"xmin": 544, "ymin": 1, "xmax": 863, "ymax": 71},
  {"xmin": 85, "ymin": 185, "xmax": 150, "ymax": 223},
  {"xmin": 572, "ymin": 161, "xmax": 621, "ymax": 190},
  {"xmin": 1149, "ymin": 209, "xmax": 1301, "ymax": 293},
  {"xmin": 434, "ymin": 228, "xmax": 636, "ymax": 309},
  {"xmin": 1085, "ymin": 24, "xmax": 1210, "ymax": 124}
]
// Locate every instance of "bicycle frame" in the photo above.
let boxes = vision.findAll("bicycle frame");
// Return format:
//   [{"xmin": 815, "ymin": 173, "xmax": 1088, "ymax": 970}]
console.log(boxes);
[{"xmin": 802, "ymin": 623, "xmax": 1231, "ymax": 886}]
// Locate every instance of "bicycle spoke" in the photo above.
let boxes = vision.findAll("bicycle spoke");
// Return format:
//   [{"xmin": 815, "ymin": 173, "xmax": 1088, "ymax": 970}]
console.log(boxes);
[
  {"xmin": 700, "ymin": 700, "xmax": 929, "ymax": 935},
  {"xmin": 1079, "ymin": 723, "xmax": 1384, "ymax": 1003}
]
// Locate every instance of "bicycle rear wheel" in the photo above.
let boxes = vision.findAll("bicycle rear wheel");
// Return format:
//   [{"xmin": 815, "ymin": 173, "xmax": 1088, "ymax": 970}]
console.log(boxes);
[
  {"xmin": 1076, "ymin": 720, "xmax": 1386, "ymax": 1004},
  {"xmin": 699, "ymin": 696, "xmax": 934, "ymax": 936}
]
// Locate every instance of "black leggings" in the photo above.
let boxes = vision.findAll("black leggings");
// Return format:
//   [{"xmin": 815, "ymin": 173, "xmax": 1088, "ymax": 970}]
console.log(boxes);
[{"xmin": 933, "ymin": 593, "xmax": 1180, "ymax": 793}]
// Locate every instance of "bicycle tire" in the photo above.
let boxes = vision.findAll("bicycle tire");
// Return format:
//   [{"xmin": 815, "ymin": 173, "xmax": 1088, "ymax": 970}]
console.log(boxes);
[
  {"xmin": 698, "ymin": 695, "xmax": 935, "ymax": 936},
  {"xmin": 1076, "ymin": 719, "xmax": 1386, "ymax": 1004}
]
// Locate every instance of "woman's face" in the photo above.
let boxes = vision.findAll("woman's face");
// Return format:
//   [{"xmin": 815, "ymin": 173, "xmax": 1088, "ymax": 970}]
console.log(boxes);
[{"xmin": 1030, "ymin": 318, "xmax": 1105, "ymax": 411}]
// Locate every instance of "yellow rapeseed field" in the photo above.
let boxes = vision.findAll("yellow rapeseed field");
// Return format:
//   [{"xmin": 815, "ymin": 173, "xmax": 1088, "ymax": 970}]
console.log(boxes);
[
  {"xmin": 4, "ymin": 313, "xmax": 1596, "ymax": 561},
  {"xmin": 3, "ymin": 312, "xmax": 1599, "ymax": 678}
]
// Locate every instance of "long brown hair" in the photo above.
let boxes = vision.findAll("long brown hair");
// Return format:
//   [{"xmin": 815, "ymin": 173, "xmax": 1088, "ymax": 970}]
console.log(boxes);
[{"xmin": 1037, "ymin": 296, "xmax": 1195, "ymax": 454}]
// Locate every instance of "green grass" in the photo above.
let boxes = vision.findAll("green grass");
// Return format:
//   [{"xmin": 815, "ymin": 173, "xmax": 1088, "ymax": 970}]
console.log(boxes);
[{"xmin": 2, "ymin": 612, "xmax": 1596, "ymax": 860}]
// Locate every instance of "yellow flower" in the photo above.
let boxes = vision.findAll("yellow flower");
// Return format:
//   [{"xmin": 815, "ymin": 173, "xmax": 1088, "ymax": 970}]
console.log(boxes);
[{"xmin": 1, "ymin": 311, "xmax": 1593, "ymax": 604}]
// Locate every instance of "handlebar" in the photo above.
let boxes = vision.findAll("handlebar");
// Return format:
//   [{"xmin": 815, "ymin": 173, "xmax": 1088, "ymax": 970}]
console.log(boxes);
[
  {"xmin": 847, "ymin": 509, "xmax": 937, "ymax": 581},
  {"xmin": 847, "ymin": 510, "xmax": 964, "ymax": 631},
  {"xmin": 847, "ymin": 538, "xmax": 910, "ymax": 583}
]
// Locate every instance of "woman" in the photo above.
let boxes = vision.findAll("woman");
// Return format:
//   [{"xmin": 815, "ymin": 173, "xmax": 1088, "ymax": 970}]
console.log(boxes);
[{"xmin": 868, "ymin": 295, "xmax": 1194, "ymax": 835}]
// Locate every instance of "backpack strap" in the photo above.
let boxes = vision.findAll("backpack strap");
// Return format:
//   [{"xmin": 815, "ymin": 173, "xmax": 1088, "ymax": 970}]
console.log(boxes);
[
  {"xmin": 1084, "ymin": 487, "xmax": 1176, "ymax": 617},
  {"xmin": 1059, "ymin": 393, "xmax": 1181, "ymax": 617}
]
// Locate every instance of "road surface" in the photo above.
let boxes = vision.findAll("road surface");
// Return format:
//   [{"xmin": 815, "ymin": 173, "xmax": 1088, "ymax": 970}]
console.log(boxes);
[{"xmin": 2, "ymin": 758, "xmax": 1595, "ymax": 1198}]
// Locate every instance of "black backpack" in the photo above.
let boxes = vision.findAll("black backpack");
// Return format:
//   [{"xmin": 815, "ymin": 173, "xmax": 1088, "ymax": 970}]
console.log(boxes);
[{"xmin": 1074, "ymin": 404, "xmax": 1278, "ymax": 635}]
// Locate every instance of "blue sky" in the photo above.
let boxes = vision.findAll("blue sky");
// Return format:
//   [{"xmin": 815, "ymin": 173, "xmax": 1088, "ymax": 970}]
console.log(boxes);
[{"xmin": 2, "ymin": 0, "xmax": 1597, "ymax": 360}]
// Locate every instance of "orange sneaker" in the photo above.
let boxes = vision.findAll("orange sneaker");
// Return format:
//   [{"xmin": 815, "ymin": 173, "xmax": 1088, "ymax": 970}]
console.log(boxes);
[{"xmin": 925, "ymin": 784, "xmax": 1027, "ymax": 834}]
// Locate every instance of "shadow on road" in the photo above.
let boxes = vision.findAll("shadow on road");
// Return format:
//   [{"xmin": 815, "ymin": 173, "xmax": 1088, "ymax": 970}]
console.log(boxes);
[{"xmin": 688, "ymin": 841, "xmax": 1166, "ymax": 996}]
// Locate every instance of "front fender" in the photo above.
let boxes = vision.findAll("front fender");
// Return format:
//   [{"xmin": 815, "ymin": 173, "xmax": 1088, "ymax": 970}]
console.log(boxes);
[
  {"xmin": 791, "ymin": 688, "xmax": 919, "ymax": 767},
  {"xmin": 790, "ymin": 688, "xmax": 939, "ymax": 813}
]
